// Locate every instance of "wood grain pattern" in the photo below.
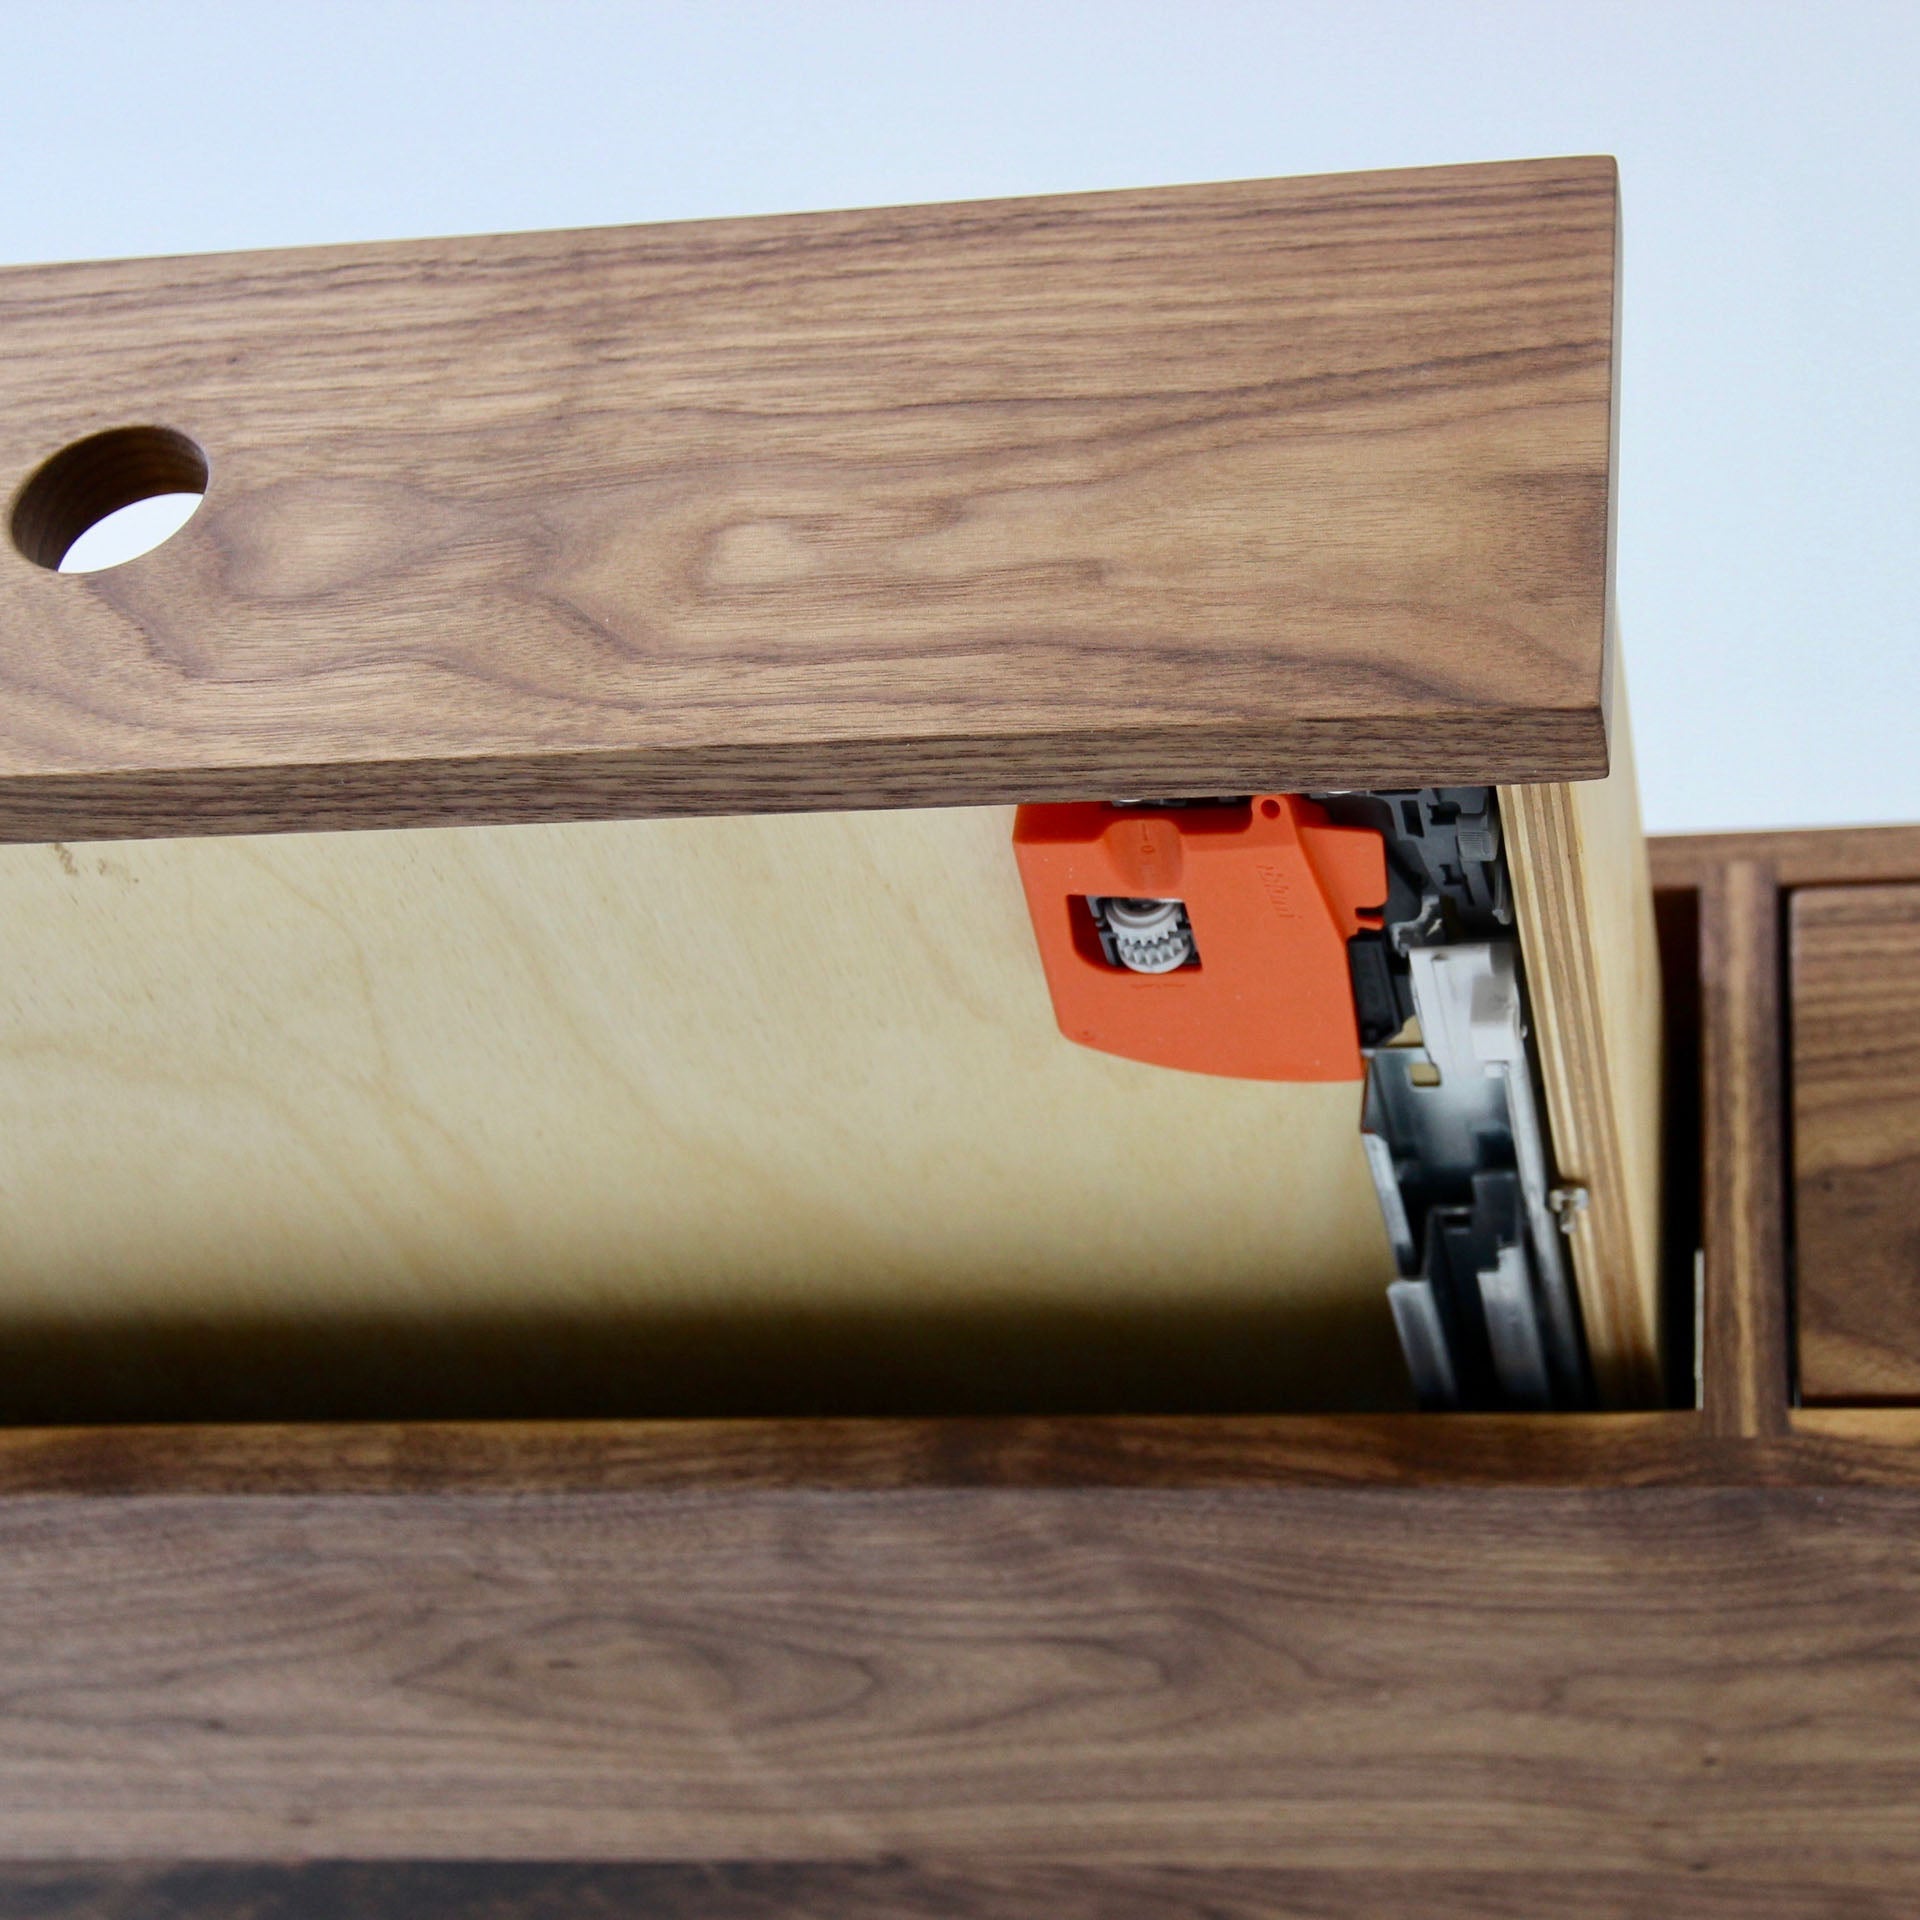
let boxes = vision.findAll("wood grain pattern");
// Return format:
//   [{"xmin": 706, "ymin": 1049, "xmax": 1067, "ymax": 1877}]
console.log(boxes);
[
  {"xmin": 1, "ymin": 1482, "xmax": 1920, "ymax": 1867},
  {"xmin": 0, "ymin": 1411, "xmax": 1741, "ymax": 1498},
  {"xmin": 1701, "ymin": 860, "xmax": 1789, "ymax": 1433},
  {"xmin": 37, "ymin": 1409, "xmax": 1920, "ymax": 1496},
  {"xmin": 1651, "ymin": 824, "xmax": 1920, "ymax": 892},
  {"xmin": 0, "ymin": 158, "xmax": 1618, "ymax": 840},
  {"xmin": 1792, "ymin": 884, "xmax": 1920, "ymax": 1401},
  {"xmin": 1500, "ymin": 634, "xmax": 1664, "ymax": 1404},
  {"xmin": 0, "ymin": 824, "xmax": 1864, "ymax": 1882},
  {"xmin": 0, "ymin": 807, "xmax": 1407, "ymax": 1425},
  {"xmin": 1788, "ymin": 1407, "xmax": 1920, "ymax": 1482}
]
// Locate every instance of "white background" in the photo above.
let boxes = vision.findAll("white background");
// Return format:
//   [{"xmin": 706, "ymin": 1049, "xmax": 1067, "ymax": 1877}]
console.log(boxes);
[{"xmin": 1, "ymin": 2, "xmax": 1914, "ymax": 833}]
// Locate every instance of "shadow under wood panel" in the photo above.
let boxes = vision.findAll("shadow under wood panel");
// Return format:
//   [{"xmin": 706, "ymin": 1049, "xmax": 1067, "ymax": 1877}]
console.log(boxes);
[{"xmin": 1793, "ymin": 882, "xmax": 1920, "ymax": 1401}]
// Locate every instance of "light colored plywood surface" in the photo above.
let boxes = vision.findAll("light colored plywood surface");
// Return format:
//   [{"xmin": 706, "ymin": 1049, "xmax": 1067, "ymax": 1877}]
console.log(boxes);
[
  {"xmin": 0, "ymin": 808, "xmax": 1405, "ymax": 1421},
  {"xmin": 0, "ymin": 158, "xmax": 1617, "ymax": 838},
  {"xmin": 1500, "ymin": 634, "xmax": 1664, "ymax": 1405}
]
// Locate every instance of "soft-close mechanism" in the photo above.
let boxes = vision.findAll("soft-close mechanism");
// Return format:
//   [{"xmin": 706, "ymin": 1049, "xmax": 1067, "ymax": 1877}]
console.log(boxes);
[
  {"xmin": 1013, "ymin": 789, "xmax": 1592, "ymax": 1410},
  {"xmin": 1011, "ymin": 794, "xmax": 1384, "ymax": 1080}
]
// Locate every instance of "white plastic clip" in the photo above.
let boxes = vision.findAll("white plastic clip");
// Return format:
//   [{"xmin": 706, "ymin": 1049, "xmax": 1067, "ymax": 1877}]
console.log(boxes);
[{"xmin": 1548, "ymin": 1185, "xmax": 1591, "ymax": 1234}]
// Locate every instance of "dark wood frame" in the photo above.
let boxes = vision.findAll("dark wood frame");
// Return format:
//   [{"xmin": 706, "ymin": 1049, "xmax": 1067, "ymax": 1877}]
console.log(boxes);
[{"xmin": 0, "ymin": 824, "xmax": 1918, "ymax": 1912}]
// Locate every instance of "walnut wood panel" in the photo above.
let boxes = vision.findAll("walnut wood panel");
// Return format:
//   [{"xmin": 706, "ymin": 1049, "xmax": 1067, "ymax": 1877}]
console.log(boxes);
[
  {"xmin": 1652, "ymin": 824, "xmax": 1920, "ymax": 892},
  {"xmin": 0, "ymin": 1411, "xmax": 1743, "ymax": 1497},
  {"xmin": 0, "ymin": 158, "xmax": 1618, "ymax": 840},
  {"xmin": 1793, "ymin": 883, "xmax": 1920, "ymax": 1400},
  {"xmin": 20, "ymin": 1411, "xmax": 1920, "ymax": 1497},
  {"xmin": 1702, "ymin": 859, "xmax": 1790, "ymax": 1433},
  {"xmin": 1789, "ymin": 1408, "xmax": 1920, "ymax": 1480},
  {"xmin": 1500, "ymin": 634, "xmax": 1663, "ymax": 1404},
  {"xmin": 5, "ymin": 1483, "xmax": 1920, "ymax": 1870}
]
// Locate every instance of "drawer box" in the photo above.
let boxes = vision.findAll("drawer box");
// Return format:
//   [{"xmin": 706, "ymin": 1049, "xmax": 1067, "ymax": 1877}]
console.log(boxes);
[{"xmin": 0, "ymin": 153, "xmax": 1659, "ymax": 1421}]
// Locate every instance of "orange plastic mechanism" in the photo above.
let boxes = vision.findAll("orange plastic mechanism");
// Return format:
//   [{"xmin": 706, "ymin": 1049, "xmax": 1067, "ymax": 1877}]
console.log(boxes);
[{"xmin": 1012, "ymin": 795, "xmax": 1387, "ymax": 1081}]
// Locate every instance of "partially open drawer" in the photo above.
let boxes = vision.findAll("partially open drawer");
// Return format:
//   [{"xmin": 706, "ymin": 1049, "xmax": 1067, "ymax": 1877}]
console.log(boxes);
[{"xmin": 20, "ymin": 152, "xmax": 1920, "ymax": 1900}]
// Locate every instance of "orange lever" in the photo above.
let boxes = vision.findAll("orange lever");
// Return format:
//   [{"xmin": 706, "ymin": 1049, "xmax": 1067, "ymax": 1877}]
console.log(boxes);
[{"xmin": 1012, "ymin": 795, "xmax": 1386, "ymax": 1081}]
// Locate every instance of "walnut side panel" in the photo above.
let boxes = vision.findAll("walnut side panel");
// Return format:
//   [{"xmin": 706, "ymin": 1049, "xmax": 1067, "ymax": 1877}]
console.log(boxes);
[
  {"xmin": 1702, "ymin": 860, "xmax": 1790, "ymax": 1433},
  {"xmin": 0, "ymin": 158, "xmax": 1617, "ymax": 838}
]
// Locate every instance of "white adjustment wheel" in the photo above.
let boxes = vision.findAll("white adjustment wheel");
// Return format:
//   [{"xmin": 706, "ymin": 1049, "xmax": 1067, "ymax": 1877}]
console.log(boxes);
[{"xmin": 1097, "ymin": 897, "xmax": 1196, "ymax": 973}]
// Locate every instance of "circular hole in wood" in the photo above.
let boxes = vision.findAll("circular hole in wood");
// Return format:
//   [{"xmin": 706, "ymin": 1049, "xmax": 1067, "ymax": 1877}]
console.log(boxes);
[{"xmin": 9, "ymin": 425, "xmax": 208, "ymax": 572}]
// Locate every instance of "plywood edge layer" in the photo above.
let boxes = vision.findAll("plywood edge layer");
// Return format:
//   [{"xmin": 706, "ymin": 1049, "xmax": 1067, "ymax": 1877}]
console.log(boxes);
[{"xmin": 1499, "ymin": 641, "xmax": 1664, "ymax": 1405}]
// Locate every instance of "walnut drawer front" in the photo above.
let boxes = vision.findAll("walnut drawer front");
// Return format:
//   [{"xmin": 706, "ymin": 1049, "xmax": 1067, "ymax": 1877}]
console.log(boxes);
[{"xmin": 1792, "ymin": 882, "xmax": 1920, "ymax": 1400}]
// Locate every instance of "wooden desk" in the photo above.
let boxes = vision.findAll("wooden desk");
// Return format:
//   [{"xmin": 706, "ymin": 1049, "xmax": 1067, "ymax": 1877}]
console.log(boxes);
[{"xmin": 4, "ymin": 162, "xmax": 1917, "ymax": 1912}]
